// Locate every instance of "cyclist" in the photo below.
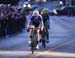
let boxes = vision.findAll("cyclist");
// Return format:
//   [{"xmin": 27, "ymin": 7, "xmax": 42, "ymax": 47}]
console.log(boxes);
[
  {"xmin": 28, "ymin": 10, "xmax": 44, "ymax": 49},
  {"xmin": 41, "ymin": 8, "xmax": 50, "ymax": 43}
]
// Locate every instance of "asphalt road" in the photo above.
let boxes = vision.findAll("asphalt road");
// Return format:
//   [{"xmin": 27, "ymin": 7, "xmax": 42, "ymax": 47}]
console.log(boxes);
[
  {"xmin": 0, "ymin": 16, "xmax": 75, "ymax": 58},
  {"xmin": 0, "ymin": 1, "xmax": 75, "ymax": 58}
]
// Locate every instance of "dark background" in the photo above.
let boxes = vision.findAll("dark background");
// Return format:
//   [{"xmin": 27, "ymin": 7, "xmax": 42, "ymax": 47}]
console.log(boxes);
[{"xmin": 0, "ymin": 0, "xmax": 20, "ymax": 5}]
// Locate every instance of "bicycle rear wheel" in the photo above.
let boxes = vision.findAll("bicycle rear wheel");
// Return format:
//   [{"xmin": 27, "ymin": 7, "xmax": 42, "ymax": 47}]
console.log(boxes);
[
  {"xmin": 42, "ymin": 39, "xmax": 46, "ymax": 48},
  {"xmin": 41, "ymin": 29, "xmax": 46, "ymax": 48}
]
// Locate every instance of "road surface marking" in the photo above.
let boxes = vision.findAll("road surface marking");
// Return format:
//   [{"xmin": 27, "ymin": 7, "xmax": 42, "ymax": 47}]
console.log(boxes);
[
  {"xmin": 0, "ymin": 51, "xmax": 75, "ymax": 58},
  {"xmin": 32, "ymin": 39, "xmax": 75, "ymax": 58},
  {"xmin": 0, "ymin": 39, "xmax": 74, "ymax": 58}
]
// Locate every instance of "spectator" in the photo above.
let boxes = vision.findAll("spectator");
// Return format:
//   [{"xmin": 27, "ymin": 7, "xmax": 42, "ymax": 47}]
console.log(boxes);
[{"xmin": 0, "ymin": 4, "xmax": 26, "ymax": 37}]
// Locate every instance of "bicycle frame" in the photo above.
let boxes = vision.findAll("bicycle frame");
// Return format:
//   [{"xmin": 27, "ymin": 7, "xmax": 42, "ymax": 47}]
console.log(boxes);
[{"xmin": 30, "ymin": 28, "xmax": 37, "ymax": 54}]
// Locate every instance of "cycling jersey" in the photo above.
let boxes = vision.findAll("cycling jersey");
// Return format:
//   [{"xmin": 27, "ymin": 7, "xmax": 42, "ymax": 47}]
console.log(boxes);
[
  {"xmin": 42, "ymin": 14, "xmax": 50, "ymax": 29},
  {"xmin": 30, "ymin": 15, "xmax": 43, "ymax": 28}
]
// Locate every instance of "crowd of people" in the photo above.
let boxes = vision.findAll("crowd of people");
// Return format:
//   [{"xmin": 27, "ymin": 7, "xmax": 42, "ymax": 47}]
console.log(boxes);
[{"xmin": 0, "ymin": 4, "xmax": 26, "ymax": 37}]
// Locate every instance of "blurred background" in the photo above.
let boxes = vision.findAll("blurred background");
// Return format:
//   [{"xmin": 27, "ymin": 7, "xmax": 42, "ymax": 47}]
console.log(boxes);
[{"xmin": 0, "ymin": 0, "xmax": 75, "ymax": 58}]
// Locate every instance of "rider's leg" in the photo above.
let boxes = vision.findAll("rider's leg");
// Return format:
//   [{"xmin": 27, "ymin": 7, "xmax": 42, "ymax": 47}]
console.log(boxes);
[
  {"xmin": 28, "ymin": 29, "xmax": 32, "ymax": 44},
  {"xmin": 37, "ymin": 29, "xmax": 40, "ymax": 42},
  {"xmin": 28, "ymin": 25, "xmax": 34, "ymax": 44},
  {"xmin": 45, "ymin": 25, "xmax": 49, "ymax": 43},
  {"xmin": 44, "ymin": 22, "xmax": 49, "ymax": 43},
  {"xmin": 36, "ymin": 29, "xmax": 40, "ymax": 49}
]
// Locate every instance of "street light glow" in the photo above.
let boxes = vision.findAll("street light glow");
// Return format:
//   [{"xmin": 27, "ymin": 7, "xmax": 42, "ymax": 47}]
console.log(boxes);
[
  {"xmin": 28, "ymin": 0, "xmax": 30, "ymax": 2},
  {"xmin": 59, "ymin": 1, "xmax": 63, "ymax": 5},
  {"xmin": 42, "ymin": 0, "xmax": 47, "ymax": 2},
  {"xmin": 23, "ymin": 4, "xmax": 26, "ymax": 7},
  {"xmin": 28, "ymin": 4, "xmax": 31, "ymax": 8},
  {"xmin": 53, "ymin": 9, "xmax": 58, "ymax": 14}
]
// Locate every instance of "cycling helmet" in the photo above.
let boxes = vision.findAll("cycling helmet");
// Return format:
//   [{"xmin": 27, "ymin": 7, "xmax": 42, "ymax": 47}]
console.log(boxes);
[
  {"xmin": 42, "ymin": 8, "xmax": 49, "ymax": 14},
  {"xmin": 33, "ymin": 10, "xmax": 39, "ymax": 16}
]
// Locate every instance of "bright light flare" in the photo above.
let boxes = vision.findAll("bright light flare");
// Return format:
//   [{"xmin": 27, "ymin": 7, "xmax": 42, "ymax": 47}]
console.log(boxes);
[
  {"xmin": 53, "ymin": 9, "xmax": 58, "ymax": 14},
  {"xmin": 23, "ymin": 4, "xmax": 26, "ymax": 7},
  {"xmin": 59, "ymin": 1, "xmax": 63, "ymax": 5},
  {"xmin": 28, "ymin": 4, "xmax": 31, "ymax": 8}
]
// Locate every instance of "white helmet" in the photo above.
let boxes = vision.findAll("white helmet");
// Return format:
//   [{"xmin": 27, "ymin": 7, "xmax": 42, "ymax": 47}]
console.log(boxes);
[{"xmin": 33, "ymin": 10, "xmax": 39, "ymax": 16}]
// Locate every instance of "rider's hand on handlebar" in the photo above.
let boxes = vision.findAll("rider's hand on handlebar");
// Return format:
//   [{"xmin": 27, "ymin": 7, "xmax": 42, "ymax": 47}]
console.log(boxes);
[{"xmin": 27, "ymin": 28, "xmax": 29, "ymax": 32}]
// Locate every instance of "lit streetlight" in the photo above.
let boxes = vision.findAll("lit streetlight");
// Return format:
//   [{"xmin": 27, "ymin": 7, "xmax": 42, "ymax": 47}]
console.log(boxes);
[
  {"xmin": 28, "ymin": 0, "xmax": 30, "ymax": 2},
  {"xmin": 42, "ymin": 0, "xmax": 47, "ymax": 2},
  {"xmin": 59, "ymin": 1, "xmax": 63, "ymax": 5}
]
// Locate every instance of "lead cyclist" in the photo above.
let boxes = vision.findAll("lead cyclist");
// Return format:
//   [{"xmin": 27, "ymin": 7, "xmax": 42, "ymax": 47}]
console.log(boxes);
[{"xmin": 27, "ymin": 10, "xmax": 44, "ymax": 49}]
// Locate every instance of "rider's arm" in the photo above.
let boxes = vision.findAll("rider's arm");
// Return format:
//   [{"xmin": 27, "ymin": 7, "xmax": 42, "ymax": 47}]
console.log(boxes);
[
  {"xmin": 39, "ymin": 16, "xmax": 44, "ymax": 30},
  {"xmin": 47, "ymin": 15, "xmax": 50, "ymax": 24}
]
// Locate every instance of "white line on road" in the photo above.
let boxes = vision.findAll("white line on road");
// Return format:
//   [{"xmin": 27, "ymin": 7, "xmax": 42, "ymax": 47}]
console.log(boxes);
[
  {"xmin": 0, "ymin": 39, "xmax": 75, "ymax": 58},
  {"xmin": 0, "ymin": 51, "xmax": 75, "ymax": 58},
  {"xmin": 32, "ymin": 39, "xmax": 75, "ymax": 58}
]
